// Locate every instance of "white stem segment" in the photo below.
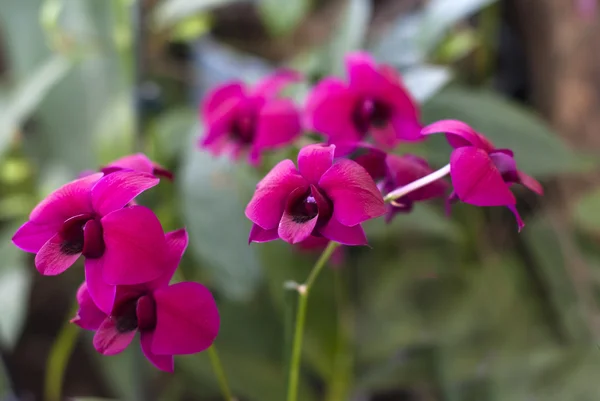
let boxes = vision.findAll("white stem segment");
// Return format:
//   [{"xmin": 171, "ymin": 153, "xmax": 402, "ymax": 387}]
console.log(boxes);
[{"xmin": 383, "ymin": 164, "xmax": 451, "ymax": 202}]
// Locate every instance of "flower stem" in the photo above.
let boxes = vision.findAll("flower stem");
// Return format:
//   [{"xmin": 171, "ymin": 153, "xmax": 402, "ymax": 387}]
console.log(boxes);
[
  {"xmin": 383, "ymin": 163, "xmax": 451, "ymax": 203},
  {"xmin": 208, "ymin": 345, "xmax": 234, "ymax": 401},
  {"xmin": 286, "ymin": 241, "xmax": 340, "ymax": 401},
  {"xmin": 44, "ymin": 301, "xmax": 79, "ymax": 401}
]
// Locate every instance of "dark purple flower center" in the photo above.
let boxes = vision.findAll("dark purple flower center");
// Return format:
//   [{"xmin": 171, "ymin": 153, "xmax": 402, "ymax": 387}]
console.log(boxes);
[
  {"xmin": 288, "ymin": 187, "xmax": 333, "ymax": 234},
  {"xmin": 352, "ymin": 98, "xmax": 392, "ymax": 135},
  {"xmin": 230, "ymin": 112, "xmax": 257, "ymax": 145},
  {"xmin": 113, "ymin": 294, "xmax": 157, "ymax": 334},
  {"xmin": 58, "ymin": 214, "xmax": 104, "ymax": 258}
]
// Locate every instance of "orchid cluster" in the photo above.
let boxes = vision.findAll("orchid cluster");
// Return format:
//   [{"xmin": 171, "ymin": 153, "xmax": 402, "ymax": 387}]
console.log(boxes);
[{"xmin": 12, "ymin": 154, "xmax": 219, "ymax": 373}]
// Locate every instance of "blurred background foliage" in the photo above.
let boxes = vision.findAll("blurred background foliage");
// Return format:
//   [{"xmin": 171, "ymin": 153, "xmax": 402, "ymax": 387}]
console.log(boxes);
[{"xmin": 1, "ymin": 0, "xmax": 600, "ymax": 400}]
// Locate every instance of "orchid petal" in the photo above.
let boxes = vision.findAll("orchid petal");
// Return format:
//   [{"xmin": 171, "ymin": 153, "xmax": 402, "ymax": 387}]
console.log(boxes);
[
  {"xmin": 201, "ymin": 81, "xmax": 244, "ymax": 122},
  {"xmin": 245, "ymin": 159, "xmax": 308, "ymax": 229},
  {"xmin": 319, "ymin": 217, "xmax": 368, "ymax": 246},
  {"xmin": 85, "ymin": 258, "xmax": 116, "ymax": 315},
  {"xmin": 100, "ymin": 206, "xmax": 167, "ymax": 285},
  {"xmin": 252, "ymin": 69, "xmax": 301, "ymax": 99},
  {"xmin": 248, "ymin": 224, "xmax": 279, "ymax": 243},
  {"xmin": 450, "ymin": 147, "xmax": 516, "ymax": 206},
  {"xmin": 93, "ymin": 317, "xmax": 136, "ymax": 356},
  {"xmin": 34, "ymin": 232, "xmax": 81, "ymax": 275},
  {"xmin": 91, "ymin": 171, "xmax": 159, "ymax": 216},
  {"xmin": 12, "ymin": 221, "xmax": 59, "ymax": 253},
  {"xmin": 146, "ymin": 229, "xmax": 189, "ymax": 290},
  {"xmin": 253, "ymin": 99, "xmax": 301, "ymax": 151},
  {"xmin": 385, "ymin": 154, "xmax": 448, "ymax": 202},
  {"xmin": 297, "ymin": 144, "xmax": 335, "ymax": 184},
  {"xmin": 141, "ymin": 331, "xmax": 174, "ymax": 372},
  {"xmin": 278, "ymin": 187, "xmax": 319, "ymax": 244},
  {"xmin": 71, "ymin": 282, "xmax": 107, "ymax": 330},
  {"xmin": 29, "ymin": 173, "xmax": 102, "ymax": 225},
  {"xmin": 507, "ymin": 205, "xmax": 525, "ymax": 232},
  {"xmin": 421, "ymin": 119, "xmax": 494, "ymax": 151},
  {"xmin": 103, "ymin": 153, "xmax": 154, "ymax": 175},
  {"xmin": 346, "ymin": 52, "xmax": 382, "ymax": 94},
  {"xmin": 334, "ymin": 143, "xmax": 388, "ymax": 181},
  {"xmin": 152, "ymin": 282, "xmax": 220, "ymax": 355},
  {"xmin": 319, "ymin": 159, "xmax": 386, "ymax": 226},
  {"xmin": 517, "ymin": 171, "xmax": 544, "ymax": 195}
]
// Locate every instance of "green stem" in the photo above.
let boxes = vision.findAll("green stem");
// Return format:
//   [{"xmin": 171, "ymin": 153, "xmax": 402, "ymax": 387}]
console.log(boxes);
[
  {"xmin": 208, "ymin": 345, "xmax": 234, "ymax": 401},
  {"xmin": 44, "ymin": 302, "xmax": 79, "ymax": 401},
  {"xmin": 286, "ymin": 241, "xmax": 340, "ymax": 401}
]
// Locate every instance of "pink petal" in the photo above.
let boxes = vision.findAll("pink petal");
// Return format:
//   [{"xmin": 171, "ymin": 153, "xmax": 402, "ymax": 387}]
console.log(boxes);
[
  {"xmin": 450, "ymin": 147, "xmax": 516, "ymax": 207},
  {"xmin": 29, "ymin": 173, "xmax": 102, "ymax": 225},
  {"xmin": 248, "ymin": 224, "xmax": 279, "ymax": 243},
  {"xmin": 334, "ymin": 143, "xmax": 388, "ymax": 181},
  {"xmin": 71, "ymin": 282, "xmax": 107, "ymax": 330},
  {"xmin": 91, "ymin": 171, "xmax": 159, "ymax": 216},
  {"xmin": 100, "ymin": 206, "xmax": 167, "ymax": 285},
  {"xmin": 319, "ymin": 217, "xmax": 368, "ymax": 246},
  {"xmin": 85, "ymin": 258, "xmax": 116, "ymax": 315},
  {"xmin": 12, "ymin": 221, "xmax": 59, "ymax": 253},
  {"xmin": 82, "ymin": 219, "xmax": 105, "ymax": 258},
  {"xmin": 297, "ymin": 144, "xmax": 335, "ymax": 184},
  {"xmin": 141, "ymin": 331, "xmax": 174, "ymax": 372},
  {"xmin": 518, "ymin": 171, "xmax": 544, "ymax": 196},
  {"xmin": 385, "ymin": 154, "xmax": 448, "ymax": 202},
  {"xmin": 199, "ymin": 97, "xmax": 241, "ymax": 149},
  {"xmin": 389, "ymin": 110, "xmax": 423, "ymax": 142},
  {"xmin": 103, "ymin": 153, "xmax": 154, "ymax": 175},
  {"xmin": 305, "ymin": 78, "xmax": 361, "ymax": 144},
  {"xmin": 252, "ymin": 69, "xmax": 301, "ymax": 99},
  {"xmin": 34, "ymin": 232, "xmax": 81, "ymax": 275},
  {"xmin": 145, "ymin": 229, "xmax": 189, "ymax": 290},
  {"xmin": 93, "ymin": 317, "xmax": 137, "ymax": 355},
  {"xmin": 421, "ymin": 119, "xmax": 494, "ymax": 151},
  {"xmin": 252, "ymin": 99, "xmax": 301, "ymax": 153},
  {"xmin": 152, "ymin": 282, "xmax": 220, "ymax": 355},
  {"xmin": 245, "ymin": 159, "xmax": 308, "ymax": 230},
  {"xmin": 201, "ymin": 81, "xmax": 245, "ymax": 122},
  {"xmin": 507, "ymin": 205, "xmax": 525, "ymax": 232},
  {"xmin": 345, "ymin": 51, "xmax": 382, "ymax": 94},
  {"xmin": 318, "ymin": 159, "xmax": 386, "ymax": 226},
  {"xmin": 278, "ymin": 187, "xmax": 319, "ymax": 244}
]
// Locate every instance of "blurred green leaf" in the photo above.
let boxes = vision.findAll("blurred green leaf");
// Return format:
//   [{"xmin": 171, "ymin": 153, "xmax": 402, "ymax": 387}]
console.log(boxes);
[
  {"xmin": 327, "ymin": 0, "xmax": 372, "ymax": 75},
  {"xmin": 95, "ymin": 340, "xmax": 146, "ymax": 401},
  {"xmin": 0, "ymin": 227, "xmax": 31, "ymax": 350},
  {"xmin": 574, "ymin": 189, "xmax": 600, "ymax": 233},
  {"xmin": 154, "ymin": 0, "xmax": 242, "ymax": 28},
  {"xmin": 0, "ymin": 55, "xmax": 71, "ymax": 160},
  {"xmin": 179, "ymin": 129, "xmax": 262, "ymax": 301},
  {"xmin": 422, "ymin": 87, "xmax": 589, "ymax": 176},
  {"xmin": 259, "ymin": 0, "xmax": 310, "ymax": 36},
  {"xmin": 402, "ymin": 64, "xmax": 453, "ymax": 104}
]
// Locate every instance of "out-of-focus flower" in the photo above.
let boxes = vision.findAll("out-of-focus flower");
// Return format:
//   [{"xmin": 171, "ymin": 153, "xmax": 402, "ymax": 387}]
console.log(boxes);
[
  {"xmin": 199, "ymin": 70, "xmax": 302, "ymax": 166},
  {"xmin": 246, "ymin": 144, "xmax": 385, "ymax": 246},
  {"xmin": 72, "ymin": 229, "xmax": 220, "ymax": 373},
  {"xmin": 101, "ymin": 153, "xmax": 173, "ymax": 180},
  {"xmin": 334, "ymin": 142, "xmax": 388, "ymax": 181},
  {"xmin": 576, "ymin": 0, "xmax": 597, "ymax": 20},
  {"xmin": 12, "ymin": 171, "xmax": 169, "ymax": 312},
  {"xmin": 422, "ymin": 119, "xmax": 543, "ymax": 230},
  {"xmin": 381, "ymin": 154, "xmax": 448, "ymax": 222},
  {"xmin": 295, "ymin": 236, "xmax": 345, "ymax": 266},
  {"xmin": 305, "ymin": 52, "xmax": 422, "ymax": 148}
]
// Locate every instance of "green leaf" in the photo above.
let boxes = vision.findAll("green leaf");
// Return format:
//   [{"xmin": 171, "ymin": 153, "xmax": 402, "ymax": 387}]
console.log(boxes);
[
  {"xmin": 326, "ymin": 0, "xmax": 372, "ymax": 75},
  {"xmin": 178, "ymin": 129, "xmax": 262, "ymax": 301},
  {"xmin": 402, "ymin": 64, "xmax": 453, "ymax": 103},
  {"xmin": 421, "ymin": 87, "xmax": 589, "ymax": 176},
  {"xmin": 0, "ymin": 55, "xmax": 72, "ymax": 160},
  {"xmin": 259, "ymin": 0, "xmax": 310, "ymax": 36},
  {"xmin": 0, "ymin": 227, "xmax": 32, "ymax": 349},
  {"xmin": 94, "ymin": 340, "xmax": 146, "ymax": 401},
  {"xmin": 573, "ymin": 189, "xmax": 600, "ymax": 233},
  {"xmin": 154, "ymin": 0, "xmax": 242, "ymax": 28}
]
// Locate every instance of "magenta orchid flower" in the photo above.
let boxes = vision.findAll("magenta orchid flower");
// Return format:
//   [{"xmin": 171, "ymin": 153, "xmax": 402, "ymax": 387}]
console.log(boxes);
[
  {"xmin": 246, "ymin": 144, "xmax": 386, "ymax": 246},
  {"xmin": 422, "ymin": 119, "xmax": 544, "ymax": 230},
  {"xmin": 381, "ymin": 154, "xmax": 448, "ymax": 222},
  {"xmin": 199, "ymin": 70, "xmax": 302, "ymax": 165},
  {"xmin": 72, "ymin": 229, "xmax": 220, "ymax": 373},
  {"xmin": 305, "ymin": 52, "xmax": 422, "ymax": 148},
  {"xmin": 12, "ymin": 171, "xmax": 170, "ymax": 312},
  {"xmin": 334, "ymin": 142, "xmax": 388, "ymax": 181}
]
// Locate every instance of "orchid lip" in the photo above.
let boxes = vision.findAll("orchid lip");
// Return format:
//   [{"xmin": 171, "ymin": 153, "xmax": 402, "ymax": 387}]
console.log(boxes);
[{"xmin": 59, "ymin": 213, "xmax": 95, "ymax": 256}]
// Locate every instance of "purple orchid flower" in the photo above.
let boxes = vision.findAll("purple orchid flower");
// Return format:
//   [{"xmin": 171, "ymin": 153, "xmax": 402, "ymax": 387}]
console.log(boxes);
[
  {"xmin": 422, "ymin": 119, "xmax": 544, "ymax": 230},
  {"xmin": 305, "ymin": 52, "xmax": 422, "ymax": 149},
  {"xmin": 12, "ymin": 171, "xmax": 170, "ymax": 312},
  {"xmin": 381, "ymin": 154, "xmax": 448, "ymax": 222},
  {"xmin": 72, "ymin": 229, "xmax": 220, "ymax": 373},
  {"xmin": 245, "ymin": 144, "xmax": 386, "ymax": 246},
  {"xmin": 199, "ymin": 70, "xmax": 302, "ymax": 166}
]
